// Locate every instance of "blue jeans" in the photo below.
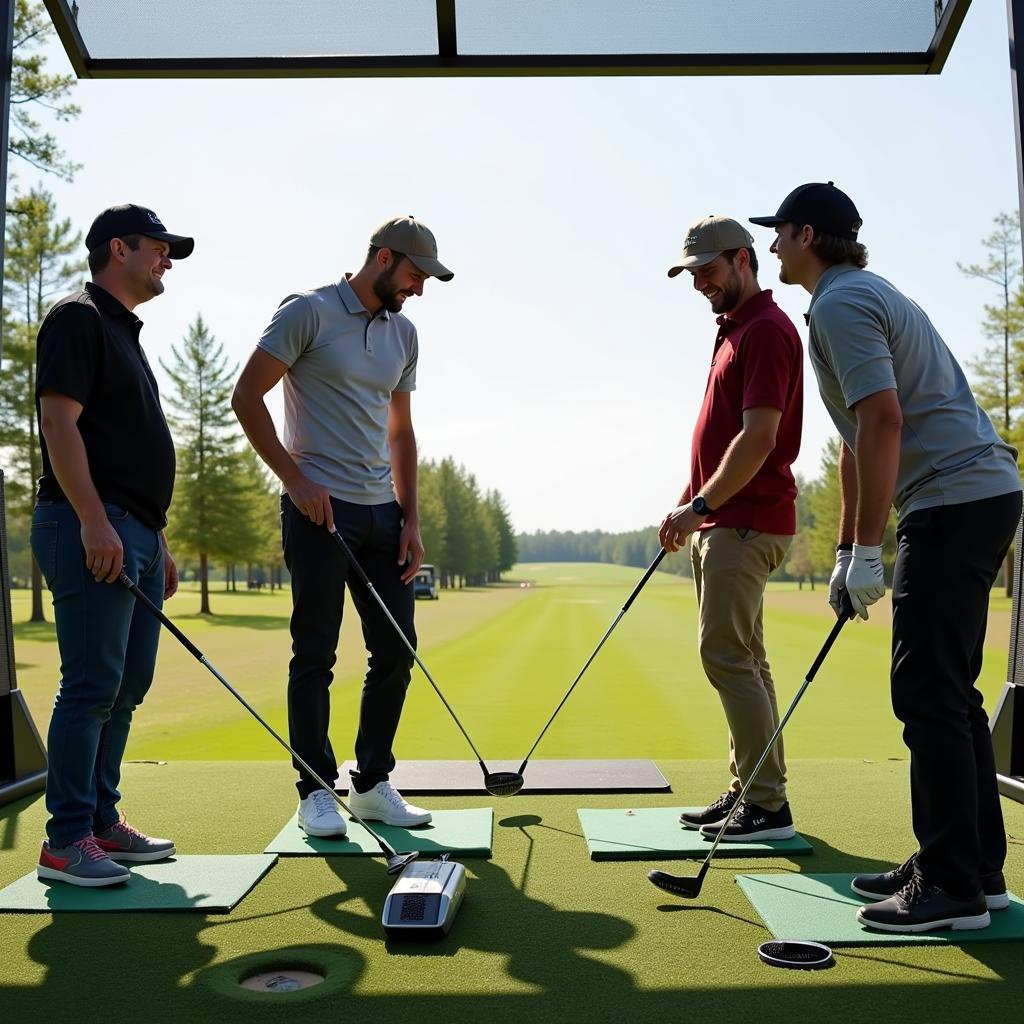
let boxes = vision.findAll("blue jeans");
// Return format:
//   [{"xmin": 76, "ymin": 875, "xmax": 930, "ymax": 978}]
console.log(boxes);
[{"xmin": 31, "ymin": 501, "xmax": 165, "ymax": 847}]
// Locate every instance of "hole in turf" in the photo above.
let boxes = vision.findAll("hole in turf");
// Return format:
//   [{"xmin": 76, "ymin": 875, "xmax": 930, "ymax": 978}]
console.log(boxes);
[{"xmin": 239, "ymin": 966, "xmax": 325, "ymax": 992}]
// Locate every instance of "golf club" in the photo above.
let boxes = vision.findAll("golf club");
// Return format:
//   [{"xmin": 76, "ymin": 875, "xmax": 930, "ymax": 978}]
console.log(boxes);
[
  {"xmin": 120, "ymin": 572, "xmax": 418, "ymax": 875},
  {"xmin": 648, "ymin": 590, "xmax": 855, "ymax": 899},
  {"xmin": 330, "ymin": 530, "xmax": 523, "ymax": 798},
  {"xmin": 511, "ymin": 548, "xmax": 667, "ymax": 783}
]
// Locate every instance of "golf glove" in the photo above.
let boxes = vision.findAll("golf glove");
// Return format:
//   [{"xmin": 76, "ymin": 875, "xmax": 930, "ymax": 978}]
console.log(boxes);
[
  {"xmin": 845, "ymin": 544, "xmax": 885, "ymax": 620},
  {"xmin": 828, "ymin": 547, "xmax": 853, "ymax": 616}
]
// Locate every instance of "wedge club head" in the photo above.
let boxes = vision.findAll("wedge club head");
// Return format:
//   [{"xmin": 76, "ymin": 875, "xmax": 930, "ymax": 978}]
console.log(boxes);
[
  {"xmin": 484, "ymin": 771, "xmax": 525, "ymax": 798},
  {"xmin": 386, "ymin": 851, "xmax": 420, "ymax": 875}
]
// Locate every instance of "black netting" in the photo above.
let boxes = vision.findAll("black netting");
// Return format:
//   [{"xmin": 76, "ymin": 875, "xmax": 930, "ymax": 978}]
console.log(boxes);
[
  {"xmin": 71, "ymin": 0, "xmax": 940, "ymax": 61},
  {"xmin": 0, "ymin": 473, "xmax": 15, "ymax": 695}
]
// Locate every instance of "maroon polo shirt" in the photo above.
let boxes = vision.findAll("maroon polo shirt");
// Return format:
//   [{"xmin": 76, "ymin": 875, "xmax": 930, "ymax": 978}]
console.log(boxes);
[{"xmin": 690, "ymin": 289, "xmax": 802, "ymax": 535}]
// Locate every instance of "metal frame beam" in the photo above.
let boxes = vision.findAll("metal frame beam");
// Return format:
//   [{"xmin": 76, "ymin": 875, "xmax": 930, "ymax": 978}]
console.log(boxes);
[{"xmin": 42, "ymin": 0, "xmax": 971, "ymax": 79}]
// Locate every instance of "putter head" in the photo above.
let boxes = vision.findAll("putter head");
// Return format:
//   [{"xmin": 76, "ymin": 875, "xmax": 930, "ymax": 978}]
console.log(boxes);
[
  {"xmin": 484, "ymin": 771, "xmax": 525, "ymax": 798},
  {"xmin": 386, "ymin": 851, "xmax": 419, "ymax": 876},
  {"xmin": 647, "ymin": 868, "xmax": 703, "ymax": 899}
]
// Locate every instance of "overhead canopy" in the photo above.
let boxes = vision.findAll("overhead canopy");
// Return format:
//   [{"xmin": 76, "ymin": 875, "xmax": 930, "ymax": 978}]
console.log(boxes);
[{"xmin": 44, "ymin": 0, "xmax": 972, "ymax": 78}]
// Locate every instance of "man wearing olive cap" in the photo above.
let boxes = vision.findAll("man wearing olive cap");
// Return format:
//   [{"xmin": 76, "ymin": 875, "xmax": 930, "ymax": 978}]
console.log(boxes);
[
  {"xmin": 751, "ymin": 182, "xmax": 1022, "ymax": 932},
  {"xmin": 233, "ymin": 216, "xmax": 453, "ymax": 835},
  {"xmin": 659, "ymin": 216, "xmax": 803, "ymax": 843},
  {"xmin": 33, "ymin": 203, "xmax": 193, "ymax": 886}
]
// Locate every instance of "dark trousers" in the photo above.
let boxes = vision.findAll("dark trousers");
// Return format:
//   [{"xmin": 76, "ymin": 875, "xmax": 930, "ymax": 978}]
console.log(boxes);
[
  {"xmin": 890, "ymin": 490, "xmax": 1022, "ymax": 897},
  {"xmin": 281, "ymin": 494, "xmax": 415, "ymax": 798}
]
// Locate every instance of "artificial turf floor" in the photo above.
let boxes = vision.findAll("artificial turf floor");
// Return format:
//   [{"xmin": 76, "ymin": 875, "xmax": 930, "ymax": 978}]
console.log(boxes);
[{"xmin": 2, "ymin": 758, "xmax": 1022, "ymax": 1022}]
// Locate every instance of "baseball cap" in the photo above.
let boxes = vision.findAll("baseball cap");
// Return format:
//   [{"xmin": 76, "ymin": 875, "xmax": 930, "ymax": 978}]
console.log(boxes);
[
  {"xmin": 749, "ymin": 182, "xmax": 862, "ymax": 241},
  {"xmin": 86, "ymin": 204, "xmax": 194, "ymax": 259},
  {"xmin": 667, "ymin": 216, "xmax": 755, "ymax": 278},
  {"xmin": 371, "ymin": 215, "xmax": 453, "ymax": 282}
]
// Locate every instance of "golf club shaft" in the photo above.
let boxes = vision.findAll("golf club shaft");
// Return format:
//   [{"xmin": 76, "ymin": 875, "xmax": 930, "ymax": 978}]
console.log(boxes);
[
  {"xmin": 330, "ymin": 530, "xmax": 489, "ymax": 766},
  {"xmin": 517, "ymin": 548, "xmax": 667, "ymax": 772},
  {"xmin": 695, "ymin": 603, "xmax": 852, "ymax": 873},
  {"xmin": 120, "ymin": 573, "xmax": 402, "ymax": 860}
]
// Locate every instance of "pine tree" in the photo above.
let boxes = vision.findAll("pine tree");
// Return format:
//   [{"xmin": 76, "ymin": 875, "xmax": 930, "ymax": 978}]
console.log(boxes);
[
  {"xmin": 0, "ymin": 188, "xmax": 84, "ymax": 620},
  {"xmin": 161, "ymin": 315, "xmax": 245, "ymax": 614}
]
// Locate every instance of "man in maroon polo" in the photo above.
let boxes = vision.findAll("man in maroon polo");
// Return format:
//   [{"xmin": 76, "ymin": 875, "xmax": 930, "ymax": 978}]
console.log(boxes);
[{"xmin": 659, "ymin": 215, "xmax": 803, "ymax": 841}]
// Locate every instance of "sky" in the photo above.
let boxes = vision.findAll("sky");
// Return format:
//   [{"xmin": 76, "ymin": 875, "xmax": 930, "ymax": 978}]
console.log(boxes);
[{"xmin": 11, "ymin": 1, "xmax": 1024, "ymax": 534}]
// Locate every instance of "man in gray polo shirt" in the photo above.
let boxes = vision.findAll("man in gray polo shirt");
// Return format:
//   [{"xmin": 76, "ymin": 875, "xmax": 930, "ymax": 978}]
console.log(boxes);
[
  {"xmin": 751, "ymin": 183, "xmax": 1022, "ymax": 933},
  {"xmin": 232, "ymin": 216, "xmax": 453, "ymax": 836}
]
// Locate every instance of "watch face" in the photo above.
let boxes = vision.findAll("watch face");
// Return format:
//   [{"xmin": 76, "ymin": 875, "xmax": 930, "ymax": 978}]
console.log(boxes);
[{"xmin": 692, "ymin": 497, "xmax": 706, "ymax": 515}]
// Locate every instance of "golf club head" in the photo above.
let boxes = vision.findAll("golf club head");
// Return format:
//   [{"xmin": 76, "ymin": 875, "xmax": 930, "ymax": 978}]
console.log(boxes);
[
  {"xmin": 386, "ymin": 851, "xmax": 419, "ymax": 876},
  {"xmin": 647, "ymin": 868, "xmax": 704, "ymax": 899},
  {"xmin": 484, "ymin": 771, "xmax": 525, "ymax": 798}
]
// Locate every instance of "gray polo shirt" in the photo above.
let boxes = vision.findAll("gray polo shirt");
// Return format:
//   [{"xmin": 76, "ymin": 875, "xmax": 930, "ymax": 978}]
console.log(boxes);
[
  {"xmin": 257, "ymin": 276, "xmax": 417, "ymax": 505},
  {"xmin": 807, "ymin": 265, "xmax": 1020, "ymax": 518}
]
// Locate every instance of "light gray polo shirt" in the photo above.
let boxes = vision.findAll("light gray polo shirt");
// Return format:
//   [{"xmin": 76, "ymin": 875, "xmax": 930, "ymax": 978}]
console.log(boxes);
[
  {"xmin": 257, "ymin": 276, "xmax": 418, "ymax": 505},
  {"xmin": 807, "ymin": 265, "xmax": 1020, "ymax": 518}
]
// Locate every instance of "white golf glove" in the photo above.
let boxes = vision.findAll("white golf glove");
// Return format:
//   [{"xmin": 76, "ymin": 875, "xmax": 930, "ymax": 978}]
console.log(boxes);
[
  {"xmin": 846, "ymin": 544, "xmax": 885, "ymax": 620},
  {"xmin": 828, "ymin": 547, "xmax": 853, "ymax": 616}
]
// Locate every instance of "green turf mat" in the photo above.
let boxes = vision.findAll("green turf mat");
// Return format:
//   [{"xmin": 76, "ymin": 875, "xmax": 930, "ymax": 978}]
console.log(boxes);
[
  {"xmin": 265, "ymin": 808, "xmax": 493, "ymax": 857},
  {"xmin": 736, "ymin": 872, "xmax": 1024, "ymax": 945},
  {"xmin": 577, "ymin": 807, "xmax": 813, "ymax": 860},
  {"xmin": 0, "ymin": 855, "xmax": 276, "ymax": 913}
]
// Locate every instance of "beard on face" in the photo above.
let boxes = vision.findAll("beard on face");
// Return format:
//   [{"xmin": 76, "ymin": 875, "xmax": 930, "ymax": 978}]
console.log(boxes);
[
  {"xmin": 709, "ymin": 268, "xmax": 744, "ymax": 314},
  {"xmin": 373, "ymin": 259, "xmax": 409, "ymax": 313}
]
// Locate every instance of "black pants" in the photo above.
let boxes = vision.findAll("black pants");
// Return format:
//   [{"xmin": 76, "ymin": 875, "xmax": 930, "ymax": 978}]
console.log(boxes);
[
  {"xmin": 890, "ymin": 490, "xmax": 1022, "ymax": 897},
  {"xmin": 282, "ymin": 494, "xmax": 415, "ymax": 798}
]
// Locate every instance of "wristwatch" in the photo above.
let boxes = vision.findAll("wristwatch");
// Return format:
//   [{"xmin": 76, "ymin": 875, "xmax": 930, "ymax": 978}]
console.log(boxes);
[{"xmin": 691, "ymin": 495, "xmax": 716, "ymax": 517}]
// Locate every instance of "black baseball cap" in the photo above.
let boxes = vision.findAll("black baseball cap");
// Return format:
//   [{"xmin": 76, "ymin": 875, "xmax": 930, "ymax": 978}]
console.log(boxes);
[
  {"xmin": 749, "ymin": 182, "xmax": 862, "ymax": 241},
  {"xmin": 86, "ymin": 204, "xmax": 194, "ymax": 259}
]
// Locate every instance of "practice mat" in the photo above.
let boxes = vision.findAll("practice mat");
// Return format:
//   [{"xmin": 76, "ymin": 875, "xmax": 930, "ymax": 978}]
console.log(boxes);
[
  {"xmin": 577, "ymin": 807, "xmax": 813, "ymax": 861},
  {"xmin": 736, "ymin": 872, "xmax": 1024, "ymax": 945},
  {"xmin": 338, "ymin": 759, "xmax": 670, "ymax": 794},
  {"xmin": 265, "ymin": 807, "xmax": 493, "ymax": 857},
  {"xmin": 0, "ymin": 855, "xmax": 276, "ymax": 913}
]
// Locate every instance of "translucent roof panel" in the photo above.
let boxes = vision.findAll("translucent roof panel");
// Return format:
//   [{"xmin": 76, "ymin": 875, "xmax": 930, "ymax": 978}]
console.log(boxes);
[
  {"xmin": 456, "ymin": 1, "xmax": 939, "ymax": 56},
  {"xmin": 44, "ymin": 0, "xmax": 971, "ymax": 77},
  {"xmin": 73, "ymin": 0, "xmax": 439, "ymax": 59}
]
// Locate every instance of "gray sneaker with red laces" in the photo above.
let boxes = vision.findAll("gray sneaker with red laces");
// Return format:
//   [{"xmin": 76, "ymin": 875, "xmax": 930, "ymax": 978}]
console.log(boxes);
[
  {"xmin": 93, "ymin": 815, "xmax": 176, "ymax": 863},
  {"xmin": 37, "ymin": 836, "xmax": 131, "ymax": 887}
]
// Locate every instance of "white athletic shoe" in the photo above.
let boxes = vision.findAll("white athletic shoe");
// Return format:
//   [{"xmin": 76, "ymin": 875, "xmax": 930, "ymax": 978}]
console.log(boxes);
[
  {"xmin": 347, "ymin": 781, "xmax": 432, "ymax": 827},
  {"xmin": 297, "ymin": 788, "xmax": 348, "ymax": 837}
]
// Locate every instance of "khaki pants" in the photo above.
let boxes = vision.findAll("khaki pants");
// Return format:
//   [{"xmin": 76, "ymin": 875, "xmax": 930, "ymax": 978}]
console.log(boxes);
[{"xmin": 691, "ymin": 528, "xmax": 791, "ymax": 812}]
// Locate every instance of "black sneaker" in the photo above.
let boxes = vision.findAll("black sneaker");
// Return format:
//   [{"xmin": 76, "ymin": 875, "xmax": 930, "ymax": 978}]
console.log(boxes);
[
  {"xmin": 679, "ymin": 792, "xmax": 738, "ymax": 831},
  {"xmin": 698, "ymin": 801, "xmax": 795, "ymax": 842},
  {"xmin": 856, "ymin": 875, "xmax": 990, "ymax": 933},
  {"xmin": 852, "ymin": 854, "xmax": 1009, "ymax": 911}
]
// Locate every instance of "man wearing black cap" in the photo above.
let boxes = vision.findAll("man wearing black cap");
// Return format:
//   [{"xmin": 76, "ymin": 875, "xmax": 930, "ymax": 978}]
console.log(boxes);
[
  {"xmin": 751, "ymin": 183, "xmax": 1022, "ymax": 932},
  {"xmin": 232, "ymin": 216, "xmax": 452, "ymax": 837},
  {"xmin": 32, "ymin": 204, "xmax": 194, "ymax": 887}
]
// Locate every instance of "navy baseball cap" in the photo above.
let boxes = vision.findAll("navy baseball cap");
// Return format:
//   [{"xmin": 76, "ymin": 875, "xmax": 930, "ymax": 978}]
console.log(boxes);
[
  {"xmin": 750, "ymin": 182, "xmax": 862, "ymax": 241},
  {"xmin": 86, "ymin": 204, "xmax": 194, "ymax": 259}
]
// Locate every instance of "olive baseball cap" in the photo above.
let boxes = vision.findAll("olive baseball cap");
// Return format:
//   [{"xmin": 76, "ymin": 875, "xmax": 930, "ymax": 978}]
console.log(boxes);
[
  {"xmin": 749, "ymin": 182, "xmax": 862, "ymax": 241},
  {"xmin": 371, "ymin": 215, "xmax": 453, "ymax": 282},
  {"xmin": 667, "ymin": 216, "xmax": 755, "ymax": 277},
  {"xmin": 85, "ymin": 204, "xmax": 194, "ymax": 259}
]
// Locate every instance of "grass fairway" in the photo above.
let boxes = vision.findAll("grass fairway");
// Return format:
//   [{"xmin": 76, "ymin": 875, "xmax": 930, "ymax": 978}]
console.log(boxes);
[
  {"xmin": 2, "ymin": 563, "xmax": 1021, "ymax": 1019},
  {"xmin": 10, "ymin": 562, "xmax": 1014, "ymax": 764}
]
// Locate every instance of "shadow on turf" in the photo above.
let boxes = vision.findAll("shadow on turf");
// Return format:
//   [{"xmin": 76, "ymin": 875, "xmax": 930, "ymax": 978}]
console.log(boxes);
[{"xmin": 0, "ymin": 791, "xmax": 43, "ymax": 854}]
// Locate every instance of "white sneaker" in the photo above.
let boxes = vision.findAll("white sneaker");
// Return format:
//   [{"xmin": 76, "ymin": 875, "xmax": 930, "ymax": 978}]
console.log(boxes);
[
  {"xmin": 347, "ymin": 781, "xmax": 432, "ymax": 827},
  {"xmin": 297, "ymin": 788, "xmax": 347, "ymax": 837}
]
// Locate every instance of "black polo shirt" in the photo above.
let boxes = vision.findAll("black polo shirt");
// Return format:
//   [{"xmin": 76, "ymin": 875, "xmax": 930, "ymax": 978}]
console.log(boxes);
[{"xmin": 35, "ymin": 282, "xmax": 176, "ymax": 530}]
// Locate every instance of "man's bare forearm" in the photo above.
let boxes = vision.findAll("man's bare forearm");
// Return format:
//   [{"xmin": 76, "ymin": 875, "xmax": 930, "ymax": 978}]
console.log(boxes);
[
  {"xmin": 231, "ymin": 390, "xmax": 302, "ymax": 487},
  {"xmin": 41, "ymin": 418, "xmax": 106, "ymax": 524},
  {"xmin": 853, "ymin": 422, "xmax": 900, "ymax": 546},
  {"xmin": 390, "ymin": 430, "xmax": 419, "ymax": 522},
  {"xmin": 838, "ymin": 442, "xmax": 857, "ymax": 545},
  {"xmin": 699, "ymin": 428, "xmax": 776, "ymax": 510}
]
